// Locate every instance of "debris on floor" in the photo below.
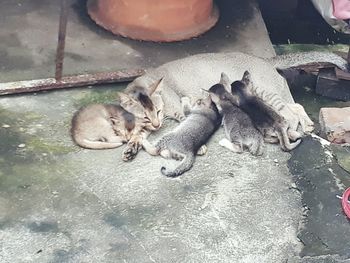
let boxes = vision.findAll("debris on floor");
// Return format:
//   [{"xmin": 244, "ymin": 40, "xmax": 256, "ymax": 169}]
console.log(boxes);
[
  {"xmin": 319, "ymin": 107, "xmax": 350, "ymax": 144},
  {"xmin": 315, "ymin": 67, "xmax": 350, "ymax": 101}
]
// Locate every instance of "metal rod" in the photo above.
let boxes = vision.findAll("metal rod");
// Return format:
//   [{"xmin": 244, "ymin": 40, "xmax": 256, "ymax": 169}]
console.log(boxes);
[
  {"xmin": 0, "ymin": 69, "xmax": 145, "ymax": 96},
  {"xmin": 55, "ymin": 0, "xmax": 69, "ymax": 81}
]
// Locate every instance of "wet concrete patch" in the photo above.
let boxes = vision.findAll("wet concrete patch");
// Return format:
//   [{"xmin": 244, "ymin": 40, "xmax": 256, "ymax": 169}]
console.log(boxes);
[
  {"xmin": 103, "ymin": 213, "xmax": 127, "ymax": 229},
  {"xmin": 0, "ymin": 46, "xmax": 34, "ymax": 72},
  {"xmin": 28, "ymin": 221, "xmax": 59, "ymax": 233},
  {"xmin": 289, "ymin": 83, "xmax": 350, "ymax": 135},
  {"xmin": 288, "ymin": 136, "xmax": 350, "ymax": 259}
]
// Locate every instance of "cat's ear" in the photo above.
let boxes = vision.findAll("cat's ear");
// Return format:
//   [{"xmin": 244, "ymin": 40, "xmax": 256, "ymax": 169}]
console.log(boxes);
[
  {"xmin": 110, "ymin": 117, "xmax": 122, "ymax": 127},
  {"xmin": 241, "ymin": 70, "xmax": 252, "ymax": 85},
  {"xmin": 203, "ymin": 94, "xmax": 213, "ymax": 106},
  {"xmin": 149, "ymin": 78, "xmax": 164, "ymax": 95},
  {"xmin": 200, "ymin": 88, "xmax": 209, "ymax": 95},
  {"xmin": 219, "ymin": 72, "xmax": 231, "ymax": 92},
  {"xmin": 202, "ymin": 88, "xmax": 219, "ymax": 104},
  {"xmin": 118, "ymin": 92, "xmax": 134, "ymax": 105}
]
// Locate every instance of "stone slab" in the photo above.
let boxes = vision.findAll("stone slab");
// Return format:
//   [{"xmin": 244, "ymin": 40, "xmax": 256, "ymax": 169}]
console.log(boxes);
[{"xmin": 319, "ymin": 107, "xmax": 350, "ymax": 144}]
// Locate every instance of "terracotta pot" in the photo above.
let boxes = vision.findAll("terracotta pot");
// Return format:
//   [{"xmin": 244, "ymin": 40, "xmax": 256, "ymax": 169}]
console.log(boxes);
[{"xmin": 87, "ymin": 0, "xmax": 219, "ymax": 42}]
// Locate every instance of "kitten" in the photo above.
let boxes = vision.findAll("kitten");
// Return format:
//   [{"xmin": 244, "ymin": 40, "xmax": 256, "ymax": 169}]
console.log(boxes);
[
  {"xmin": 228, "ymin": 71, "xmax": 301, "ymax": 151},
  {"xmin": 142, "ymin": 96, "xmax": 221, "ymax": 177},
  {"xmin": 119, "ymin": 78, "xmax": 164, "ymax": 161},
  {"xmin": 207, "ymin": 74, "xmax": 264, "ymax": 156},
  {"xmin": 71, "ymin": 103, "xmax": 143, "ymax": 149},
  {"xmin": 120, "ymin": 78, "xmax": 164, "ymax": 131}
]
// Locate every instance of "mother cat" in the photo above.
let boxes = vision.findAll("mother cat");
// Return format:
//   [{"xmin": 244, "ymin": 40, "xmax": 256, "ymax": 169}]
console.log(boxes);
[{"xmin": 120, "ymin": 51, "xmax": 348, "ymax": 160}]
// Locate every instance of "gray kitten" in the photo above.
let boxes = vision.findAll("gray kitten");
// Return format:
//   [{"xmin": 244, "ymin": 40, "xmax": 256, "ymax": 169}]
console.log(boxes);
[
  {"xmin": 229, "ymin": 71, "xmax": 301, "ymax": 151},
  {"xmin": 142, "ymin": 96, "xmax": 221, "ymax": 177},
  {"xmin": 207, "ymin": 74, "xmax": 264, "ymax": 156}
]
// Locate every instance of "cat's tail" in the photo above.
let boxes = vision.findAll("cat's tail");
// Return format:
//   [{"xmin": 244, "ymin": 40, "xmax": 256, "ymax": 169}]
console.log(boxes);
[
  {"xmin": 73, "ymin": 136, "xmax": 123, "ymax": 149},
  {"xmin": 161, "ymin": 153, "xmax": 195, "ymax": 178},
  {"xmin": 268, "ymin": 51, "xmax": 349, "ymax": 72},
  {"xmin": 276, "ymin": 127, "xmax": 301, "ymax": 151}
]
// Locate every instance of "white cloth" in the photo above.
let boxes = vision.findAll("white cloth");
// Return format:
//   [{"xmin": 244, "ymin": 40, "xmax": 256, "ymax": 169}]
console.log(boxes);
[{"xmin": 311, "ymin": 0, "xmax": 350, "ymax": 33}]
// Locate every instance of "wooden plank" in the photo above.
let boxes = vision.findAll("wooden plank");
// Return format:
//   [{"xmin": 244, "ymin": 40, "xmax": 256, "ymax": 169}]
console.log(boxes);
[
  {"xmin": 290, "ymin": 62, "xmax": 336, "ymax": 75},
  {"xmin": 335, "ymin": 68, "xmax": 350, "ymax": 81}
]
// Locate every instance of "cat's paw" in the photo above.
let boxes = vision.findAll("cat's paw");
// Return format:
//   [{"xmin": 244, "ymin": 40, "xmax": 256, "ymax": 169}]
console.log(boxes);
[
  {"xmin": 180, "ymin": 96, "xmax": 191, "ymax": 105},
  {"xmin": 197, "ymin": 145, "xmax": 208, "ymax": 156},
  {"xmin": 219, "ymin": 138, "xmax": 242, "ymax": 153},
  {"xmin": 122, "ymin": 142, "xmax": 141, "ymax": 161},
  {"xmin": 174, "ymin": 112, "xmax": 186, "ymax": 122},
  {"xmin": 303, "ymin": 121, "xmax": 315, "ymax": 134},
  {"xmin": 288, "ymin": 130, "xmax": 302, "ymax": 141}
]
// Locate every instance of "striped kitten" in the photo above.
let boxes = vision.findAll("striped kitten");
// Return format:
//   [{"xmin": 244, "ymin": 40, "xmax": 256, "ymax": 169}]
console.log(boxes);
[
  {"xmin": 142, "ymin": 96, "xmax": 221, "ymax": 177},
  {"xmin": 71, "ymin": 103, "xmax": 143, "ymax": 149}
]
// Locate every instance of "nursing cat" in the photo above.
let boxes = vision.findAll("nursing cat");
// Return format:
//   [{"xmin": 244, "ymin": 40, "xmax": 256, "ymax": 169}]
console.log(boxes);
[
  {"xmin": 121, "ymin": 51, "xmax": 346, "ymax": 159},
  {"xmin": 142, "ymin": 96, "xmax": 221, "ymax": 177},
  {"xmin": 207, "ymin": 74, "xmax": 264, "ymax": 156}
]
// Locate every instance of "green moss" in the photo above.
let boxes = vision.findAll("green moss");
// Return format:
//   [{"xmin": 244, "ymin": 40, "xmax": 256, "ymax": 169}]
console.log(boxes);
[
  {"xmin": 0, "ymin": 108, "xmax": 28, "ymax": 156},
  {"xmin": 274, "ymin": 44, "xmax": 349, "ymax": 55},
  {"xmin": 332, "ymin": 146, "xmax": 350, "ymax": 174},
  {"xmin": 73, "ymin": 89, "xmax": 120, "ymax": 108},
  {"xmin": 26, "ymin": 137, "xmax": 75, "ymax": 155},
  {"xmin": 23, "ymin": 111, "xmax": 42, "ymax": 121},
  {"xmin": 0, "ymin": 107, "xmax": 75, "ymax": 162}
]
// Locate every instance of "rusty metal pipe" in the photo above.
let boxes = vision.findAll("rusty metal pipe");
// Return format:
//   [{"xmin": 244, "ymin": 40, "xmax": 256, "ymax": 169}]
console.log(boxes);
[
  {"xmin": 55, "ymin": 0, "xmax": 69, "ymax": 81},
  {"xmin": 0, "ymin": 69, "xmax": 145, "ymax": 96},
  {"xmin": 0, "ymin": 0, "xmax": 146, "ymax": 96}
]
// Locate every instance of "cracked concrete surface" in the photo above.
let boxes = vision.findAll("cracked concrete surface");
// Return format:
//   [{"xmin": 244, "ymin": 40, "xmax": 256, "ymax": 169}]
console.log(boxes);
[{"xmin": 0, "ymin": 87, "xmax": 302, "ymax": 262}]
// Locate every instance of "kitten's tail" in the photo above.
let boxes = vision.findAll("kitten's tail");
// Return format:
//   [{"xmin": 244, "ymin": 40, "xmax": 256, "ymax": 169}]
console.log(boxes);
[
  {"xmin": 268, "ymin": 51, "xmax": 349, "ymax": 72},
  {"xmin": 161, "ymin": 153, "xmax": 195, "ymax": 177},
  {"xmin": 73, "ymin": 136, "xmax": 123, "ymax": 149}
]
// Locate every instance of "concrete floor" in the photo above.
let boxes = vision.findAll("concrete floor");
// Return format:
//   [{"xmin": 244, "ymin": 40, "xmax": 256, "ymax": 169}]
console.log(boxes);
[{"xmin": 0, "ymin": 1, "xmax": 349, "ymax": 262}]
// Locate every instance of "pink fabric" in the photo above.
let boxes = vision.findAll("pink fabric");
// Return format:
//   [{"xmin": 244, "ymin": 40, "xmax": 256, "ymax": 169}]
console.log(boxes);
[{"xmin": 333, "ymin": 0, "xmax": 350, "ymax": 19}]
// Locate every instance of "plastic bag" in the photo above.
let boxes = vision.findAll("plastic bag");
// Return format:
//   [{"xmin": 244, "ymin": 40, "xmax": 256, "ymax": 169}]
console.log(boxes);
[{"xmin": 311, "ymin": 0, "xmax": 350, "ymax": 34}]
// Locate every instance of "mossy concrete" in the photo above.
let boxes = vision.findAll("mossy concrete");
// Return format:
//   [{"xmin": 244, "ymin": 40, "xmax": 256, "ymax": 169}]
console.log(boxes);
[
  {"xmin": 0, "ymin": 86, "xmax": 303, "ymax": 262},
  {"xmin": 0, "ymin": 1, "xmax": 349, "ymax": 262},
  {"xmin": 0, "ymin": 0, "xmax": 304, "ymax": 259}
]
